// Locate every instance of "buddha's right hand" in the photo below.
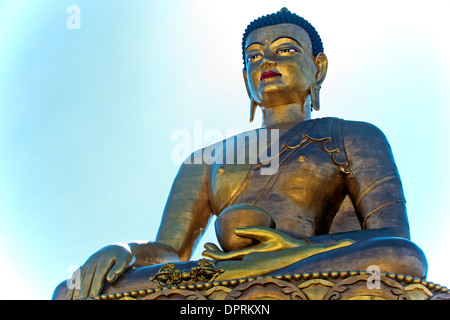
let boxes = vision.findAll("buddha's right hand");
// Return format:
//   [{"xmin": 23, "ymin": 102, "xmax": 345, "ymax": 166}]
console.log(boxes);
[{"xmin": 66, "ymin": 243, "xmax": 134, "ymax": 300}]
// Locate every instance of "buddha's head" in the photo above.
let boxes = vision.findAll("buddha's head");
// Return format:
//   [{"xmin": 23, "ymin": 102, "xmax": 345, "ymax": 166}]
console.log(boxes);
[{"xmin": 242, "ymin": 8, "xmax": 328, "ymax": 123}]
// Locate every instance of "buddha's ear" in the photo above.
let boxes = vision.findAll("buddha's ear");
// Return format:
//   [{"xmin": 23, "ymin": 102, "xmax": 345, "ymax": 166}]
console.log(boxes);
[
  {"xmin": 310, "ymin": 53, "xmax": 328, "ymax": 111},
  {"xmin": 243, "ymin": 69, "xmax": 257, "ymax": 122},
  {"xmin": 242, "ymin": 68, "xmax": 251, "ymax": 98},
  {"xmin": 314, "ymin": 52, "xmax": 328, "ymax": 86}
]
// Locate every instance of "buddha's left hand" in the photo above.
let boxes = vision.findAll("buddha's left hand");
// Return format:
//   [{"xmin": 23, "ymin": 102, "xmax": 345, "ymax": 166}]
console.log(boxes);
[{"xmin": 202, "ymin": 226, "xmax": 309, "ymax": 260}]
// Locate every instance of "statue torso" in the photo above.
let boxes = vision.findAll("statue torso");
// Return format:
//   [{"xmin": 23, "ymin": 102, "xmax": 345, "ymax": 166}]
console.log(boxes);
[{"xmin": 207, "ymin": 118, "xmax": 351, "ymax": 239}]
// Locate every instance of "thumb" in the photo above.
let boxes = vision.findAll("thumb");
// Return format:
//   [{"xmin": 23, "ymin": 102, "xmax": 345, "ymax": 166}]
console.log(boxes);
[
  {"xmin": 234, "ymin": 226, "xmax": 277, "ymax": 242},
  {"xmin": 203, "ymin": 242, "xmax": 222, "ymax": 251},
  {"xmin": 106, "ymin": 257, "xmax": 132, "ymax": 283}
]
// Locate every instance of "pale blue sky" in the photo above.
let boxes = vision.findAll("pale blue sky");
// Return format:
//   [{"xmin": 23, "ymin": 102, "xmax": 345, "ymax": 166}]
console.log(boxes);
[{"xmin": 1, "ymin": 0, "xmax": 449, "ymax": 299}]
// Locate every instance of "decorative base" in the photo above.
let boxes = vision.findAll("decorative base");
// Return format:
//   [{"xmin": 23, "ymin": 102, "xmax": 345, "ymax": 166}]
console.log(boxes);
[{"xmin": 84, "ymin": 270, "xmax": 449, "ymax": 300}]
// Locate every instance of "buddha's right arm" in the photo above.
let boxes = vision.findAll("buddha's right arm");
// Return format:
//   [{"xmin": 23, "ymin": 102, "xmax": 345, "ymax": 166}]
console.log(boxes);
[
  {"xmin": 153, "ymin": 151, "xmax": 213, "ymax": 262},
  {"xmin": 109, "ymin": 151, "xmax": 213, "ymax": 267},
  {"xmin": 64, "ymin": 152, "xmax": 213, "ymax": 299}
]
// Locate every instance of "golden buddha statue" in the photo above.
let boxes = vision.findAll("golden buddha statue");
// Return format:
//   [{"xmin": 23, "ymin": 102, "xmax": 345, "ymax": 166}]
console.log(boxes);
[{"xmin": 53, "ymin": 8, "xmax": 430, "ymax": 300}]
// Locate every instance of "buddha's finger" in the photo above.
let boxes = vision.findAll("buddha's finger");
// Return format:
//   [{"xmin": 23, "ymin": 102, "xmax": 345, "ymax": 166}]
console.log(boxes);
[
  {"xmin": 89, "ymin": 259, "xmax": 114, "ymax": 297},
  {"xmin": 75, "ymin": 263, "xmax": 96, "ymax": 299},
  {"xmin": 201, "ymin": 249, "xmax": 219, "ymax": 259},
  {"xmin": 106, "ymin": 256, "xmax": 131, "ymax": 284},
  {"xmin": 68, "ymin": 266, "xmax": 86, "ymax": 300},
  {"xmin": 202, "ymin": 249, "xmax": 232, "ymax": 260},
  {"xmin": 202, "ymin": 249, "xmax": 229, "ymax": 260},
  {"xmin": 66, "ymin": 276, "xmax": 75, "ymax": 300},
  {"xmin": 202, "ymin": 247, "xmax": 252, "ymax": 261},
  {"xmin": 66, "ymin": 268, "xmax": 80, "ymax": 300},
  {"xmin": 234, "ymin": 226, "xmax": 281, "ymax": 242},
  {"xmin": 203, "ymin": 242, "xmax": 222, "ymax": 252}
]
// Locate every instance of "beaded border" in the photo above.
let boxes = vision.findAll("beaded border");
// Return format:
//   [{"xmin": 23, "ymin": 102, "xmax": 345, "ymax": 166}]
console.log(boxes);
[{"xmin": 81, "ymin": 270, "xmax": 448, "ymax": 300}]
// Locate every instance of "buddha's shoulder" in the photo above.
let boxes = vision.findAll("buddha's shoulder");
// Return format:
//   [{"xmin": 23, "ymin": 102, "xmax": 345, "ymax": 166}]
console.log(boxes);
[
  {"xmin": 310, "ymin": 117, "xmax": 389, "ymax": 144},
  {"xmin": 335, "ymin": 118, "xmax": 391, "ymax": 148}
]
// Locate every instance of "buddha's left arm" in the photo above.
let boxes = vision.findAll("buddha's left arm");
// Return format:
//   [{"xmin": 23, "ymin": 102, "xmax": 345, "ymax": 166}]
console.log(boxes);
[
  {"xmin": 306, "ymin": 121, "xmax": 410, "ymax": 245},
  {"xmin": 342, "ymin": 120, "xmax": 410, "ymax": 237}
]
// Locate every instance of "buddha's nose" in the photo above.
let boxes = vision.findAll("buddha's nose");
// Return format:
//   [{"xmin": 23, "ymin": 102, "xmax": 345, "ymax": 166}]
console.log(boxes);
[{"xmin": 260, "ymin": 56, "xmax": 277, "ymax": 70}]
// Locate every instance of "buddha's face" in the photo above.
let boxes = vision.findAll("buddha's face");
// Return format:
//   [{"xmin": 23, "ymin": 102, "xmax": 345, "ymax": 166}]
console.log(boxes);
[{"xmin": 244, "ymin": 23, "xmax": 319, "ymax": 108}]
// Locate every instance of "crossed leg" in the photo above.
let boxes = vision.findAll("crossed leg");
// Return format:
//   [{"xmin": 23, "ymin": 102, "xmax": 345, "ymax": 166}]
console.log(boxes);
[{"xmin": 52, "ymin": 237, "xmax": 426, "ymax": 299}]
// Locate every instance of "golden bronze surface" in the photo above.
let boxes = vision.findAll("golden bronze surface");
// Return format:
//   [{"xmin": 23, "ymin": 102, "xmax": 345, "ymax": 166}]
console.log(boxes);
[{"xmin": 53, "ymin": 8, "xmax": 439, "ymax": 300}]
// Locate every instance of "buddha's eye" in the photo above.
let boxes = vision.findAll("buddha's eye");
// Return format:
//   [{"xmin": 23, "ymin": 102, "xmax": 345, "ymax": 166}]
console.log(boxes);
[
  {"xmin": 276, "ymin": 47, "xmax": 300, "ymax": 55},
  {"xmin": 247, "ymin": 53, "xmax": 262, "ymax": 62}
]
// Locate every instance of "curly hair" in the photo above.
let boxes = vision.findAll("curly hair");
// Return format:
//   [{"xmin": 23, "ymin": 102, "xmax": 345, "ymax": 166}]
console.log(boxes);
[{"xmin": 242, "ymin": 8, "xmax": 324, "ymax": 68}]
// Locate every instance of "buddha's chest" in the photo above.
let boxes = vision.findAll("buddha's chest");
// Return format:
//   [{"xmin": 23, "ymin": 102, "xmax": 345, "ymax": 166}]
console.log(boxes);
[{"xmin": 207, "ymin": 138, "xmax": 346, "ymax": 217}]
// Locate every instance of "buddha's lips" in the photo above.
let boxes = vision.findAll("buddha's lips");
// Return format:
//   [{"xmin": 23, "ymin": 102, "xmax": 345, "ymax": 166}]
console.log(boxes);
[{"xmin": 260, "ymin": 71, "xmax": 282, "ymax": 80}]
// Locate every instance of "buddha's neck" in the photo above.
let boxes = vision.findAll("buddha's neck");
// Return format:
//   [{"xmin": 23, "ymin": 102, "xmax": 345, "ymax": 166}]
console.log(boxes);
[{"xmin": 261, "ymin": 99, "xmax": 311, "ymax": 129}]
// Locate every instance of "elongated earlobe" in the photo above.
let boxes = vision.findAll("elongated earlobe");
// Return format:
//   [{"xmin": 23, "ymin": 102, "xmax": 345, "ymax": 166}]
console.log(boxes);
[
  {"xmin": 310, "ymin": 53, "xmax": 327, "ymax": 112},
  {"xmin": 250, "ymin": 97, "xmax": 257, "ymax": 122},
  {"xmin": 310, "ymin": 85, "xmax": 320, "ymax": 111},
  {"xmin": 243, "ymin": 70, "xmax": 257, "ymax": 122}
]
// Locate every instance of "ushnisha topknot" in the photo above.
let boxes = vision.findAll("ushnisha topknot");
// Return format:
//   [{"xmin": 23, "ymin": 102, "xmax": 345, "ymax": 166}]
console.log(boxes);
[{"xmin": 242, "ymin": 7, "xmax": 324, "ymax": 68}]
